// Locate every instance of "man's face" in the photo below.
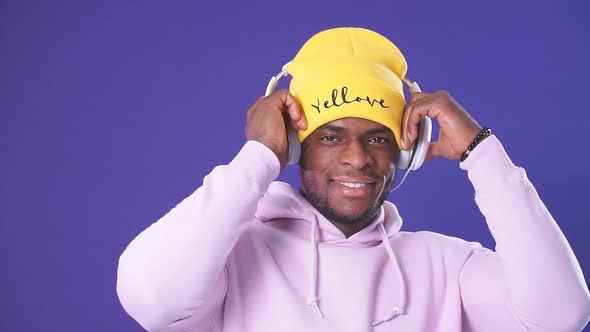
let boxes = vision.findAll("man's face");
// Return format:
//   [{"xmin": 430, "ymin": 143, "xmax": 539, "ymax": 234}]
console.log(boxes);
[{"xmin": 300, "ymin": 117, "xmax": 398, "ymax": 226}]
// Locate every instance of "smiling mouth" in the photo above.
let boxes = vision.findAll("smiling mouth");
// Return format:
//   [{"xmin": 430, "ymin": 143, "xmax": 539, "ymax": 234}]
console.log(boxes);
[
  {"xmin": 330, "ymin": 176, "xmax": 378, "ymax": 199},
  {"xmin": 335, "ymin": 181, "xmax": 368, "ymax": 188}
]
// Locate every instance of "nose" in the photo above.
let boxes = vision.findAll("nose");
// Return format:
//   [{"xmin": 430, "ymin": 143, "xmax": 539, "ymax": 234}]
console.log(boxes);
[{"xmin": 339, "ymin": 138, "xmax": 374, "ymax": 170}]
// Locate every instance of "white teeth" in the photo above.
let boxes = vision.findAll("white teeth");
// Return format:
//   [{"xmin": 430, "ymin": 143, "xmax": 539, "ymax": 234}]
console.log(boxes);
[{"xmin": 337, "ymin": 181, "xmax": 366, "ymax": 188}]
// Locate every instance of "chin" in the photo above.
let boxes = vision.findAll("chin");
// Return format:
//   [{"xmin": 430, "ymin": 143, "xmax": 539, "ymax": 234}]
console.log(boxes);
[
  {"xmin": 326, "ymin": 202, "xmax": 381, "ymax": 225},
  {"xmin": 301, "ymin": 175, "xmax": 389, "ymax": 225}
]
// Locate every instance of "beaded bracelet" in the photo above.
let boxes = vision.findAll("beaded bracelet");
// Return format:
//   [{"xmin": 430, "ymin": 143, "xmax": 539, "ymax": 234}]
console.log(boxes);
[{"xmin": 460, "ymin": 127, "xmax": 492, "ymax": 161}]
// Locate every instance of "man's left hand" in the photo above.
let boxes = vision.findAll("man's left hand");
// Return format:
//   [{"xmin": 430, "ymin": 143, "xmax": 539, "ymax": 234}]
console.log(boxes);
[{"xmin": 401, "ymin": 90, "xmax": 482, "ymax": 161}]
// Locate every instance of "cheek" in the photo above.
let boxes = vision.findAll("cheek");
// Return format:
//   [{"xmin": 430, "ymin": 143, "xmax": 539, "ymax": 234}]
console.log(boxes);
[
  {"xmin": 376, "ymin": 150, "xmax": 397, "ymax": 173},
  {"xmin": 300, "ymin": 168, "xmax": 328, "ymax": 196},
  {"xmin": 300, "ymin": 144, "xmax": 335, "ymax": 173}
]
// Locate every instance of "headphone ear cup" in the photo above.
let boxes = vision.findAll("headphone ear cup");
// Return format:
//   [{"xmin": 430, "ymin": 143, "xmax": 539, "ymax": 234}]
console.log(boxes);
[
  {"xmin": 398, "ymin": 149, "xmax": 411, "ymax": 169},
  {"xmin": 286, "ymin": 127, "xmax": 301, "ymax": 164},
  {"xmin": 265, "ymin": 66, "xmax": 299, "ymax": 164},
  {"xmin": 396, "ymin": 116, "xmax": 432, "ymax": 170},
  {"xmin": 407, "ymin": 116, "xmax": 432, "ymax": 170}
]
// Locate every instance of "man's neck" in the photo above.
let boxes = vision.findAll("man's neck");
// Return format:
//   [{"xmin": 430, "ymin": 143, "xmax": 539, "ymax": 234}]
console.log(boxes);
[{"xmin": 330, "ymin": 219, "xmax": 373, "ymax": 238}]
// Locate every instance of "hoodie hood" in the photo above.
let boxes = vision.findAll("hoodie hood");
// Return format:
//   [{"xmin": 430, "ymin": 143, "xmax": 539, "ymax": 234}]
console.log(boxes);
[{"xmin": 255, "ymin": 181, "xmax": 407, "ymax": 327}]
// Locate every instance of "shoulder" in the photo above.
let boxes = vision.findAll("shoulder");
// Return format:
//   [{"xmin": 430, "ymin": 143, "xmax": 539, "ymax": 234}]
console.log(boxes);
[
  {"xmin": 401, "ymin": 230, "xmax": 477, "ymax": 245},
  {"xmin": 393, "ymin": 230, "xmax": 487, "ymax": 264},
  {"xmin": 397, "ymin": 230, "xmax": 483, "ymax": 250}
]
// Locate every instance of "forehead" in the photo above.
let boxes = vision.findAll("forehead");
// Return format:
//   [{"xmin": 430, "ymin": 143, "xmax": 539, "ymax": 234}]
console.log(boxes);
[{"xmin": 315, "ymin": 117, "xmax": 393, "ymax": 134}]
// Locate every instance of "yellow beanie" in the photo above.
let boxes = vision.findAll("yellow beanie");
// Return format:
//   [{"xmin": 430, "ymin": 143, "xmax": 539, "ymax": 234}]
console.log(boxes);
[{"xmin": 287, "ymin": 27, "xmax": 408, "ymax": 146}]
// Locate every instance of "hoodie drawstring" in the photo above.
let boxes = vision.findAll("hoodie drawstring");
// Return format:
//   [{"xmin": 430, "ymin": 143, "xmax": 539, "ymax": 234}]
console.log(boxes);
[
  {"xmin": 307, "ymin": 215, "xmax": 325, "ymax": 318},
  {"xmin": 371, "ymin": 222, "xmax": 407, "ymax": 327},
  {"xmin": 305, "ymin": 217, "xmax": 406, "ymax": 327}
]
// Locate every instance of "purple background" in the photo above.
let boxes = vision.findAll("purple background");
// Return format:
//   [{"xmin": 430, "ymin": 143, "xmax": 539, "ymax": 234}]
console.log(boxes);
[{"xmin": 2, "ymin": 1, "xmax": 589, "ymax": 331}]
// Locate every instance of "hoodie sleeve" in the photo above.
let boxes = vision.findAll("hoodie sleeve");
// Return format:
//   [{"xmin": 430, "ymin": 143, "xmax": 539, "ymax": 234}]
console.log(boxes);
[
  {"xmin": 116, "ymin": 141, "xmax": 280, "ymax": 331},
  {"xmin": 458, "ymin": 135, "xmax": 590, "ymax": 331}
]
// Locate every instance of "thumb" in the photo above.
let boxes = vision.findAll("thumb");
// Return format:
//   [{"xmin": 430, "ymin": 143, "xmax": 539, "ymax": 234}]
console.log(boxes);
[{"xmin": 425, "ymin": 141, "xmax": 441, "ymax": 161}]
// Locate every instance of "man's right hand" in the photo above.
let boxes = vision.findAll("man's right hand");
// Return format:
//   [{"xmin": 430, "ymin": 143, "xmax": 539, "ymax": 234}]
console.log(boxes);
[{"xmin": 245, "ymin": 90, "xmax": 307, "ymax": 170}]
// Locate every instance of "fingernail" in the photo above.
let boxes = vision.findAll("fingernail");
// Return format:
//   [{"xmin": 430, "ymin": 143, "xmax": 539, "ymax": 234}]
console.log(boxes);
[{"xmin": 401, "ymin": 137, "xmax": 406, "ymax": 149}]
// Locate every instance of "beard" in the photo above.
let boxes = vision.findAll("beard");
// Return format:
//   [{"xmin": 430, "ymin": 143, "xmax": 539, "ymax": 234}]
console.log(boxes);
[{"xmin": 300, "ymin": 172, "xmax": 394, "ymax": 225}]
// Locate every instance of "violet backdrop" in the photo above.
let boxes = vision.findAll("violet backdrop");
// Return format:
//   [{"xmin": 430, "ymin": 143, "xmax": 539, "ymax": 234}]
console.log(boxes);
[{"xmin": 1, "ymin": 1, "xmax": 589, "ymax": 331}]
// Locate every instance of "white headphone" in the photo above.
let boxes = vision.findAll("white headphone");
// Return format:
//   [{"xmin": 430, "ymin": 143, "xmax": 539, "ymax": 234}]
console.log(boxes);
[{"xmin": 265, "ymin": 62, "xmax": 432, "ymax": 189}]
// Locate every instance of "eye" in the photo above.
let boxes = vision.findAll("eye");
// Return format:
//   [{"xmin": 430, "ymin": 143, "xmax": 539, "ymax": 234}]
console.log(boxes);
[
  {"xmin": 368, "ymin": 137, "xmax": 387, "ymax": 144},
  {"xmin": 320, "ymin": 135, "xmax": 338, "ymax": 142}
]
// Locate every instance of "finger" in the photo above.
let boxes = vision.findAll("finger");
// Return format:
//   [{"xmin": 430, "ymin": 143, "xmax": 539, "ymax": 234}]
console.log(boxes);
[
  {"xmin": 282, "ymin": 111, "xmax": 298, "ymax": 132},
  {"xmin": 284, "ymin": 110, "xmax": 302, "ymax": 131},
  {"xmin": 402, "ymin": 92, "xmax": 430, "ymax": 150},
  {"xmin": 275, "ymin": 90, "xmax": 307, "ymax": 130},
  {"xmin": 401, "ymin": 104, "xmax": 411, "ymax": 150},
  {"xmin": 401, "ymin": 103, "xmax": 414, "ymax": 151},
  {"xmin": 405, "ymin": 96, "xmax": 441, "ymax": 143},
  {"xmin": 408, "ymin": 92, "xmax": 429, "ymax": 103}
]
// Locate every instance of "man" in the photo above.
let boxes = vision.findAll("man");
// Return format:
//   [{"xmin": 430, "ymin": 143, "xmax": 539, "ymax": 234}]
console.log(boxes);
[{"xmin": 116, "ymin": 28, "xmax": 590, "ymax": 331}]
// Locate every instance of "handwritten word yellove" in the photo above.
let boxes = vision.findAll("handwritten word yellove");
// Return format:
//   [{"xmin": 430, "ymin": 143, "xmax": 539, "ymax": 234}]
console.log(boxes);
[{"xmin": 310, "ymin": 86, "xmax": 390, "ymax": 114}]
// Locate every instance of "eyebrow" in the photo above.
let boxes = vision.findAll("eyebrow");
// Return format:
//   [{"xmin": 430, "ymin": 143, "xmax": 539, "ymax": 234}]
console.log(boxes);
[
  {"xmin": 365, "ymin": 127, "xmax": 393, "ymax": 136},
  {"xmin": 321, "ymin": 124, "xmax": 345, "ymax": 132},
  {"xmin": 318, "ymin": 124, "xmax": 393, "ymax": 136}
]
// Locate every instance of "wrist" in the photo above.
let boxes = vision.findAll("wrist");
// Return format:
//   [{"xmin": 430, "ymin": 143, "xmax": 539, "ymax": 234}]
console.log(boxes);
[
  {"xmin": 235, "ymin": 141, "xmax": 281, "ymax": 187},
  {"xmin": 460, "ymin": 128, "xmax": 492, "ymax": 161},
  {"xmin": 255, "ymin": 139, "xmax": 287, "ymax": 171}
]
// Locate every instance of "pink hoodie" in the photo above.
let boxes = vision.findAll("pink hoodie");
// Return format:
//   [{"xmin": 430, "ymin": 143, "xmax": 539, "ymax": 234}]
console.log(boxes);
[{"xmin": 117, "ymin": 136, "xmax": 590, "ymax": 331}]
